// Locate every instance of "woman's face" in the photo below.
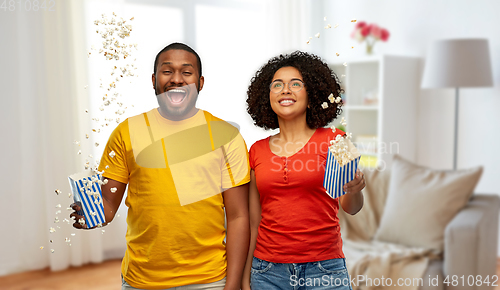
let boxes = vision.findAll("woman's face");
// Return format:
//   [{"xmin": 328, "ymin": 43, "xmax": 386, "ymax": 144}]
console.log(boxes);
[{"xmin": 269, "ymin": 66, "xmax": 308, "ymax": 122}]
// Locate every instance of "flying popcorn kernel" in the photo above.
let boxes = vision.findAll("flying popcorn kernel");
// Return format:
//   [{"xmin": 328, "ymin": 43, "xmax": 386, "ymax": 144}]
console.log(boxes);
[
  {"xmin": 55, "ymin": 204, "xmax": 61, "ymax": 208},
  {"xmin": 328, "ymin": 93, "xmax": 335, "ymax": 103},
  {"xmin": 315, "ymin": 33, "xmax": 320, "ymax": 38},
  {"xmin": 324, "ymin": 24, "xmax": 332, "ymax": 29},
  {"xmin": 110, "ymin": 187, "xmax": 117, "ymax": 193},
  {"xmin": 109, "ymin": 151, "xmax": 116, "ymax": 158},
  {"xmin": 95, "ymin": 142, "xmax": 99, "ymax": 147},
  {"xmin": 321, "ymin": 102, "xmax": 329, "ymax": 109},
  {"xmin": 40, "ymin": 246, "xmax": 44, "ymax": 250},
  {"xmin": 49, "ymin": 227, "xmax": 56, "ymax": 233},
  {"xmin": 55, "ymin": 189, "xmax": 61, "ymax": 195},
  {"xmin": 324, "ymin": 16, "xmax": 327, "ymax": 21},
  {"xmin": 51, "ymin": 249, "xmax": 55, "ymax": 253},
  {"xmin": 78, "ymin": 150, "xmax": 82, "ymax": 155},
  {"xmin": 343, "ymin": 62, "xmax": 347, "ymax": 67},
  {"xmin": 331, "ymin": 125, "xmax": 336, "ymax": 132},
  {"xmin": 71, "ymin": 233, "xmax": 76, "ymax": 236},
  {"xmin": 78, "ymin": 218, "xmax": 85, "ymax": 226},
  {"xmin": 335, "ymin": 97, "xmax": 342, "ymax": 103},
  {"xmin": 334, "ymin": 24, "xmax": 339, "ymax": 28},
  {"xmin": 86, "ymin": 134, "xmax": 89, "ymax": 139},
  {"xmin": 351, "ymin": 19, "xmax": 357, "ymax": 22},
  {"xmin": 65, "ymin": 238, "xmax": 71, "ymax": 243}
]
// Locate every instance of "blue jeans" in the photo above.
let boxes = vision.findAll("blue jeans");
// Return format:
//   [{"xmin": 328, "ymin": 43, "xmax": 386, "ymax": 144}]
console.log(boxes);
[{"xmin": 251, "ymin": 257, "xmax": 352, "ymax": 290}]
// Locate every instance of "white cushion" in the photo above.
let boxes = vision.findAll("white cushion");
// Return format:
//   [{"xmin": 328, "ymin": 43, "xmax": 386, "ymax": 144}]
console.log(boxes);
[{"xmin": 373, "ymin": 155, "xmax": 482, "ymax": 251}]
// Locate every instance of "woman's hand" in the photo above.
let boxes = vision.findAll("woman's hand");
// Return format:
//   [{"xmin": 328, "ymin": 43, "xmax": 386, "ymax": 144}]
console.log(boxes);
[{"xmin": 343, "ymin": 169, "xmax": 365, "ymax": 194}]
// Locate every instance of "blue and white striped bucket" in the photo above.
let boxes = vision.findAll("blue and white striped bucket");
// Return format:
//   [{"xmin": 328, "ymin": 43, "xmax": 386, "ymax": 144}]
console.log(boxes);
[
  {"xmin": 68, "ymin": 172, "xmax": 106, "ymax": 228},
  {"xmin": 323, "ymin": 150, "xmax": 361, "ymax": 199}
]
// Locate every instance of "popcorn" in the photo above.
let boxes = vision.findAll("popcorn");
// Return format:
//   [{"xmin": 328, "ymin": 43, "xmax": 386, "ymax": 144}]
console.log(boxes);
[
  {"xmin": 69, "ymin": 171, "xmax": 106, "ymax": 228},
  {"xmin": 55, "ymin": 204, "xmax": 61, "ymax": 208},
  {"xmin": 40, "ymin": 246, "xmax": 44, "ymax": 250},
  {"xmin": 336, "ymin": 52, "xmax": 340, "ymax": 57},
  {"xmin": 65, "ymin": 238, "xmax": 71, "ymax": 243},
  {"xmin": 109, "ymin": 151, "xmax": 116, "ymax": 158},
  {"xmin": 51, "ymin": 249, "xmax": 55, "ymax": 253},
  {"xmin": 71, "ymin": 233, "xmax": 76, "ymax": 236},
  {"xmin": 328, "ymin": 93, "xmax": 335, "ymax": 103},
  {"xmin": 78, "ymin": 218, "xmax": 85, "ymax": 226},
  {"xmin": 324, "ymin": 24, "xmax": 332, "ymax": 29},
  {"xmin": 324, "ymin": 16, "xmax": 327, "ymax": 21},
  {"xmin": 77, "ymin": 150, "xmax": 82, "ymax": 155},
  {"xmin": 55, "ymin": 189, "xmax": 61, "ymax": 195},
  {"xmin": 343, "ymin": 62, "xmax": 347, "ymax": 67},
  {"xmin": 335, "ymin": 97, "xmax": 342, "ymax": 103},
  {"xmin": 334, "ymin": 24, "xmax": 339, "ymax": 28},
  {"xmin": 351, "ymin": 19, "xmax": 357, "ymax": 22},
  {"xmin": 49, "ymin": 227, "xmax": 56, "ymax": 233},
  {"xmin": 95, "ymin": 142, "xmax": 99, "ymax": 147},
  {"xmin": 315, "ymin": 33, "xmax": 320, "ymax": 38},
  {"xmin": 323, "ymin": 119, "xmax": 361, "ymax": 199},
  {"xmin": 110, "ymin": 187, "xmax": 117, "ymax": 193},
  {"xmin": 321, "ymin": 102, "xmax": 328, "ymax": 109}
]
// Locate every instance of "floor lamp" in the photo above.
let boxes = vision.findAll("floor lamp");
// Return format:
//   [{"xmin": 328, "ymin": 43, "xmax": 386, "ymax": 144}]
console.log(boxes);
[{"xmin": 421, "ymin": 39, "xmax": 493, "ymax": 170}]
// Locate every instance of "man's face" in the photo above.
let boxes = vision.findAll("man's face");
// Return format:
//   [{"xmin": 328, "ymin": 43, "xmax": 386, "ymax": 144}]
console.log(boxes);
[{"xmin": 152, "ymin": 49, "xmax": 204, "ymax": 120}]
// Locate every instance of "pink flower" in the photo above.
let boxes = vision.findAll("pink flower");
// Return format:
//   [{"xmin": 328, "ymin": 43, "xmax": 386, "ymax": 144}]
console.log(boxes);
[
  {"xmin": 360, "ymin": 25, "xmax": 371, "ymax": 37},
  {"xmin": 370, "ymin": 24, "xmax": 381, "ymax": 39},
  {"xmin": 381, "ymin": 29, "xmax": 390, "ymax": 41},
  {"xmin": 355, "ymin": 21, "xmax": 367, "ymax": 29}
]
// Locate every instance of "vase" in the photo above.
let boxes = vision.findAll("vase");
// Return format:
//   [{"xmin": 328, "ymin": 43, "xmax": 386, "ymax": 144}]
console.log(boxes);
[{"xmin": 366, "ymin": 43, "xmax": 373, "ymax": 55}]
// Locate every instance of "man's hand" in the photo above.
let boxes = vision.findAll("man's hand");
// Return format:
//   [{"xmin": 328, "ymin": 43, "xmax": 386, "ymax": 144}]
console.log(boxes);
[
  {"xmin": 69, "ymin": 177, "xmax": 127, "ymax": 229},
  {"xmin": 70, "ymin": 203, "xmax": 90, "ymax": 229}
]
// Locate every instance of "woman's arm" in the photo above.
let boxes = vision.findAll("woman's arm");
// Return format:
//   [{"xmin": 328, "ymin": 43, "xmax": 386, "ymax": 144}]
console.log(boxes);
[
  {"xmin": 339, "ymin": 169, "xmax": 365, "ymax": 215},
  {"xmin": 241, "ymin": 170, "xmax": 262, "ymax": 290}
]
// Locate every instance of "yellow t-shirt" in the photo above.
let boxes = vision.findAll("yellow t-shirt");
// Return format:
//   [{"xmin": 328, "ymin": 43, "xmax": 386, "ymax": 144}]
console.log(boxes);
[{"xmin": 98, "ymin": 108, "xmax": 250, "ymax": 289}]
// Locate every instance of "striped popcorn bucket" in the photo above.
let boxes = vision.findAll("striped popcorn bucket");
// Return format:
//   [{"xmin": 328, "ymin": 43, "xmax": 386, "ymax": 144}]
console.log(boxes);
[
  {"xmin": 68, "ymin": 172, "xmax": 106, "ymax": 228},
  {"xmin": 323, "ymin": 149, "xmax": 361, "ymax": 199}
]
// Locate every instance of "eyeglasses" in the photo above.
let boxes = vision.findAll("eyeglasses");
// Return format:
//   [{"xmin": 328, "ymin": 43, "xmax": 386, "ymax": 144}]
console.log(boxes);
[{"xmin": 269, "ymin": 79, "xmax": 305, "ymax": 94}]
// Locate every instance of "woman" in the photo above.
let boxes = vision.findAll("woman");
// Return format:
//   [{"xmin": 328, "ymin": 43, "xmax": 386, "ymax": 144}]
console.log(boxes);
[{"xmin": 242, "ymin": 51, "xmax": 365, "ymax": 290}]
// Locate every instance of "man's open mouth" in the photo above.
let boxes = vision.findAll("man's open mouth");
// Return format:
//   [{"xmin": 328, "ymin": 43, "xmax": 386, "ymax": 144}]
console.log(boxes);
[{"xmin": 166, "ymin": 88, "xmax": 188, "ymax": 104}]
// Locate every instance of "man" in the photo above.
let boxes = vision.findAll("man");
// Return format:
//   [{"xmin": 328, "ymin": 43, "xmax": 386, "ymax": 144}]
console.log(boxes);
[{"xmin": 71, "ymin": 43, "xmax": 250, "ymax": 290}]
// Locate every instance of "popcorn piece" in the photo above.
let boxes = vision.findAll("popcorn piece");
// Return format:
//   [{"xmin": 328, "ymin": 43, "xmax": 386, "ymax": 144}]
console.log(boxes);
[
  {"xmin": 110, "ymin": 187, "xmax": 117, "ymax": 193},
  {"xmin": 102, "ymin": 230, "xmax": 106, "ymax": 234},
  {"xmin": 55, "ymin": 204, "xmax": 61, "ymax": 208},
  {"xmin": 328, "ymin": 93, "xmax": 335, "ymax": 103},
  {"xmin": 68, "ymin": 192, "xmax": 73, "ymax": 198},
  {"xmin": 331, "ymin": 125, "xmax": 336, "ymax": 132},
  {"xmin": 77, "ymin": 150, "xmax": 82, "ymax": 155},
  {"xmin": 54, "ymin": 217, "xmax": 59, "ymax": 223},
  {"xmin": 55, "ymin": 189, "xmax": 61, "ymax": 195},
  {"xmin": 335, "ymin": 96, "xmax": 342, "ymax": 103},
  {"xmin": 334, "ymin": 24, "xmax": 339, "ymax": 28},
  {"xmin": 50, "ymin": 240, "xmax": 53, "ymax": 243},
  {"xmin": 336, "ymin": 52, "xmax": 340, "ymax": 57},
  {"xmin": 49, "ymin": 227, "xmax": 56, "ymax": 233},
  {"xmin": 315, "ymin": 33, "xmax": 320, "ymax": 38},
  {"xmin": 78, "ymin": 218, "xmax": 85, "ymax": 226},
  {"xmin": 55, "ymin": 210, "xmax": 61, "ymax": 215},
  {"xmin": 71, "ymin": 233, "xmax": 76, "ymax": 236},
  {"xmin": 351, "ymin": 19, "xmax": 357, "ymax": 22},
  {"xmin": 105, "ymin": 165, "xmax": 109, "ymax": 169},
  {"xmin": 343, "ymin": 62, "xmax": 347, "ymax": 67},
  {"xmin": 51, "ymin": 249, "xmax": 55, "ymax": 253},
  {"xmin": 103, "ymin": 179, "xmax": 109, "ymax": 185},
  {"xmin": 324, "ymin": 24, "xmax": 332, "ymax": 29},
  {"xmin": 74, "ymin": 141, "xmax": 80, "ymax": 146},
  {"xmin": 109, "ymin": 151, "xmax": 116, "ymax": 158},
  {"xmin": 85, "ymin": 109, "xmax": 88, "ymax": 113},
  {"xmin": 324, "ymin": 16, "xmax": 327, "ymax": 21},
  {"xmin": 95, "ymin": 142, "xmax": 99, "ymax": 147},
  {"xmin": 321, "ymin": 102, "xmax": 329, "ymax": 109},
  {"xmin": 86, "ymin": 134, "xmax": 89, "ymax": 139}
]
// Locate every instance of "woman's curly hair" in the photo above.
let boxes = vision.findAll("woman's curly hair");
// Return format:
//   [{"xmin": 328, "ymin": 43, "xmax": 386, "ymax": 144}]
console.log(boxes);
[{"xmin": 246, "ymin": 51, "xmax": 343, "ymax": 130}]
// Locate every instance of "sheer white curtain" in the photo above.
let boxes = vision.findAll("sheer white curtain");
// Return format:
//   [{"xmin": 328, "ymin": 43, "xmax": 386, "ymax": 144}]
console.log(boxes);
[{"xmin": 0, "ymin": 0, "xmax": 125, "ymax": 276}]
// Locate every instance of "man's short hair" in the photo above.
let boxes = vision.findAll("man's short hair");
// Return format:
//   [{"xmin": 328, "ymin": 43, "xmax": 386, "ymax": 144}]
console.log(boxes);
[{"xmin": 153, "ymin": 43, "xmax": 202, "ymax": 77}]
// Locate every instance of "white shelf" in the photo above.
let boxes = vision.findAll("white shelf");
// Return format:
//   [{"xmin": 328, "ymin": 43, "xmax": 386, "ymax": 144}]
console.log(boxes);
[
  {"xmin": 344, "ymin": 105, "xmax": 378, "ymax": 111},
  {"xmin": 329, "ymin": 55, "xmax": 420, "ymax": 168}
]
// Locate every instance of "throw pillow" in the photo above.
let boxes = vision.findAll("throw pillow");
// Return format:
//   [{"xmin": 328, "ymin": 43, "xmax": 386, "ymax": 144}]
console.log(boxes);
[{"xmin": 373, "ymin": 155, "xmax": 482, "ymax": 252}]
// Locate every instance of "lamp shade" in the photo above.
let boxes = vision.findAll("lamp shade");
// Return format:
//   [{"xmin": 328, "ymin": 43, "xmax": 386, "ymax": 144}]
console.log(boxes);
[{"xmin": 421, "ymin": 39, "xmax": 493, "ymax": 88}]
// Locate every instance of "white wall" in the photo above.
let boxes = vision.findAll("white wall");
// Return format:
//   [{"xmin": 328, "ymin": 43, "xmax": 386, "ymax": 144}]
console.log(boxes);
[{"xmin": 321, "ymin": 0, "xmax": 500, "ymax": 194}]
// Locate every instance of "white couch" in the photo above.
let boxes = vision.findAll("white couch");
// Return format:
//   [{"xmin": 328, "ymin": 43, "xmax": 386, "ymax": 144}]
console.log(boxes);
[{"xmin": 339, "ymin": 164, "xmax": 500, "ymax": 290}]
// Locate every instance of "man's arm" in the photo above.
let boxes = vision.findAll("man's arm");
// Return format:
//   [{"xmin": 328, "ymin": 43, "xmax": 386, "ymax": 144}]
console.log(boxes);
[
  {"xmin": 241, "ymin": 170, "xmax": 261, "ymax": 290},
  {"xmin": 222, "ymin": 183, "xmax": 250, "ymax": 290},
  {"xmin": 71, "ymin": 178, "xmax": 127, "ymax": 229}
]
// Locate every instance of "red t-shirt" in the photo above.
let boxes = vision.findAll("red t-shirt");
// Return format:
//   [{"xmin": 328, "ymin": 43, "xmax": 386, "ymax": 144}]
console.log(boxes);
[{"xmin": 249, "ymin": 127, "xmax": 345, "ymax": 263}]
